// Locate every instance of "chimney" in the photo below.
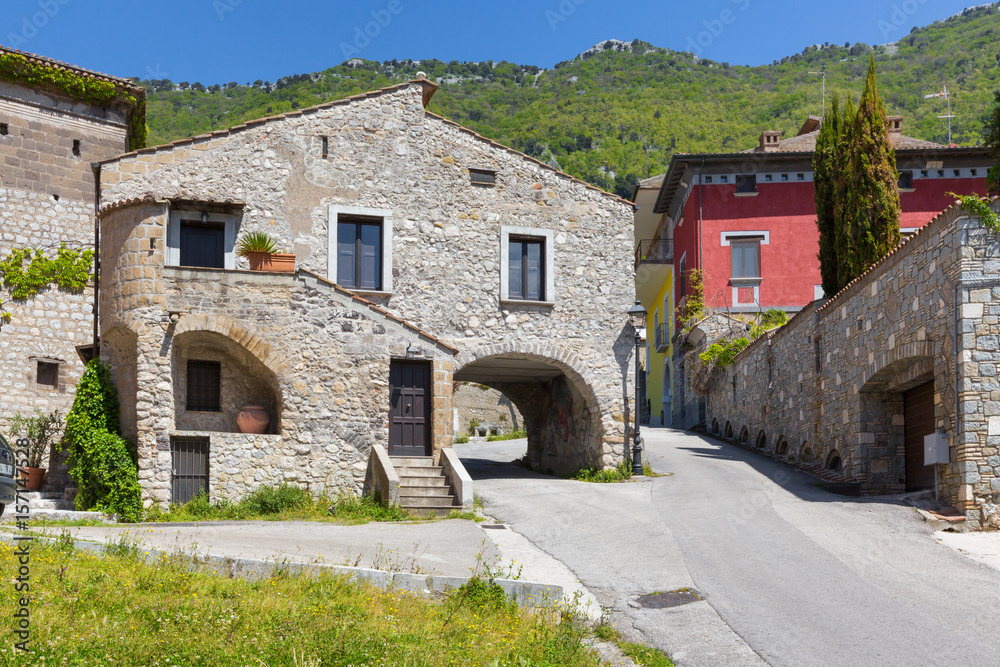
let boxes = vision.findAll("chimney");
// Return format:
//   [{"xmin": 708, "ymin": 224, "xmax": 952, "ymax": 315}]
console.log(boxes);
[
  {"xmin": 887, "ymin": 115, "xmax": 903, "ymax": 135},
  {"xmin": 759, "ymin": 130, "xmax": 781, "ymax": 152}
]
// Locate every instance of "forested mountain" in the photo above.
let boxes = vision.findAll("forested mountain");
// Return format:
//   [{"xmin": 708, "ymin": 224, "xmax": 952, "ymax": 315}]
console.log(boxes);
[{"xmin": 141, "ymin": 4, "xmax": 1000, "ymax": 198}]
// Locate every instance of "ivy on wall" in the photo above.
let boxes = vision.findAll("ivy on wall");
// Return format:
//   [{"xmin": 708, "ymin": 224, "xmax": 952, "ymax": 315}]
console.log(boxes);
[
  {"xmin": 0, "ymin": 244, "xmax": 94, "ymax": 323},
  {"xmin": 950, "ymin": 193, "xmax": 1000, "ymax": 234},
  {"xmin": 0, "ymin": 52, "xmax": 147, "ymax": 150}
]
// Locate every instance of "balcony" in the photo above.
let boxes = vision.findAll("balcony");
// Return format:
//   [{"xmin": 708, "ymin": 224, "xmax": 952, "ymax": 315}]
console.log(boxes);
[
  {"xmin": 635, "ymin": 238, "xmax": 673, "ymax": 270},
  {"xmin": 653, "ymin": 322, "xmax": 670, "ymax": 353}
]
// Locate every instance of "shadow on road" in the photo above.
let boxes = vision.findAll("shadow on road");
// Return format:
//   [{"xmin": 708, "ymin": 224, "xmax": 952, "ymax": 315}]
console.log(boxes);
[{"xmin": 458, "ymin": 456, "xmax": 552, "ymax": 481}]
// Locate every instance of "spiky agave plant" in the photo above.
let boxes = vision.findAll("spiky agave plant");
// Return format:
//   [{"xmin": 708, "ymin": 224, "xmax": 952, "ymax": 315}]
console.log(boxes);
[{"xmin": 235, "ymin": 231, "xmax": 277, "ymax": 257}]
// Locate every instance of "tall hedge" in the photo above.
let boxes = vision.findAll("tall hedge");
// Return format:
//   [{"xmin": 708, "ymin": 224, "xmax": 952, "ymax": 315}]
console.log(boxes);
[
  {"xmin": 64, "ymin": 360, "xmax": 142, "ymax": 522},
  {"xmin": 834, "ymin": 55, "xmax": 901, "ymax": 288}
]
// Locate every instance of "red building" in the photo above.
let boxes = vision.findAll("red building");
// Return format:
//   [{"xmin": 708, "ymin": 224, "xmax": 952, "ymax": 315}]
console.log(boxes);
[{"xmin": 651, "ymin": 116, "xmax": 993, "ymax": 323}]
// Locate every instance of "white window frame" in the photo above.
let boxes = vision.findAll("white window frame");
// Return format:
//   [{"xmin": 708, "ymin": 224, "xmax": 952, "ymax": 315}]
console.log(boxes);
[
  {"xmin": 730, "ymin": 239, "xmax": 762, "ymax": 280},
  {"xmin": 166, "ymin": 209, "xmax": 237, "ymax": 270},
  {"xmin": 500, "ymin": 226, "xmax": 555, "ymax": 305},
  {"xmin": 327, "ymin": 205, "xmax": 394, "ymax": 295}
]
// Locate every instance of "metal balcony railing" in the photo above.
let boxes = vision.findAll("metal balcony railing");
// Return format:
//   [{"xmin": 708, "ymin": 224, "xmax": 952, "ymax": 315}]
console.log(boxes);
[{"xmin": 635, "ymin": 238, "xmax": 674, "ymax": 270}]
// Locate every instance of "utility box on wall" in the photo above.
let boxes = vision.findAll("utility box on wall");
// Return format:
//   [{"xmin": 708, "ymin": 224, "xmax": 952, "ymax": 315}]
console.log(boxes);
[{"xmin": 924, "ymin": 433, "xmax": 951, "ymax": 465}]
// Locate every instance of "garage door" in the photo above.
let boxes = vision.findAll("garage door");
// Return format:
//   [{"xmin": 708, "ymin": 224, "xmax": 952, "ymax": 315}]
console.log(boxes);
[{"xmin": 903, "ymin": 382, "xmax": 935, "ymax": 491}]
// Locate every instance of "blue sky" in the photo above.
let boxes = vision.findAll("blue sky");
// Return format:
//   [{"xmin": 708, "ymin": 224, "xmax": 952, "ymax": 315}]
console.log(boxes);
[{"xmin": 1, "ymin": 0, "xmax": 985, "ymax": 83}]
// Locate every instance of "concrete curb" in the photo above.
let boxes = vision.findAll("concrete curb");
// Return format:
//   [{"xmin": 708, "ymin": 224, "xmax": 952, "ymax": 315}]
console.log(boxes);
[{"xmin": 0, "ymin": 532, "xmax": 563, "ymax": 607}]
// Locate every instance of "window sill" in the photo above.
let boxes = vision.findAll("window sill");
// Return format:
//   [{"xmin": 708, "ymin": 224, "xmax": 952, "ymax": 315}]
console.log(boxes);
[
  {"xmin": 733, "ymin": 192, "xmax": 759, "ymax": 197},
  {"xmin": 348, "ymin": 289, "xmax": 392, "ymax": 298},
  {"xmin": 899, "ymin": 188, "xmax": 916, "ymax": 193},
  {"xmin": 501, "ymin": 298, "xmax": 555, "ymax": 308},
  {"xmin": 729, "ymin": 278, "xmax": 762, "ymax": 286}
]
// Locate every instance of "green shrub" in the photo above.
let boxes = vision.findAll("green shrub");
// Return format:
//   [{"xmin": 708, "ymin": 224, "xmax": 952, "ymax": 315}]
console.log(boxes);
[
  {"xmin": 241, "ymin": 483, "xmax": 314, "ymax": 515},
  {"xmin": 486, "ymin": 429, "xmax": 527, "ymax": 442},
  {"xmin": 453, "ymin": 434, "xmax": 470, "ymax": 444},
  {"xmin": 64, "ymin": 360, "xmax": 142, "ymax": 522}
]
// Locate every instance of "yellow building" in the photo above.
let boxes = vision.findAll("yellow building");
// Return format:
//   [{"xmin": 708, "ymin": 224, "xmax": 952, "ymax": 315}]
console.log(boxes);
[{"xmin": 633, "ymin": 175, "xmax": 674, "ymax": 425}]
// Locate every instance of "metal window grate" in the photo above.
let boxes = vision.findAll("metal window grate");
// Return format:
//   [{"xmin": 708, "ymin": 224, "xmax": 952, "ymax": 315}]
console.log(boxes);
[
  {"xmin": 470, "ymin": 168, "xmax": 496, "ymax": 186},
  {"xmin": 171, "ymin": 437, "xmax": 209, "ymax": 505},
  {"xmin": 186, "ymin": 360, "xmax": 221, "ymax": 412},
  {"xmin": 36, "ymin": 361, "xmax": 59, "ymax": 388}
]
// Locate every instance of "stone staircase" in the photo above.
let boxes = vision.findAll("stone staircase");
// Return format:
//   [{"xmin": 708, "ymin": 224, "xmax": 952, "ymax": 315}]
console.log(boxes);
[
  {"xmin": 391, "ymin": 457, "xmax": 460, "ymax": 517},
  {"xmin": 1, "ymin": 491, "xmax": 113, "ymax": 523}
]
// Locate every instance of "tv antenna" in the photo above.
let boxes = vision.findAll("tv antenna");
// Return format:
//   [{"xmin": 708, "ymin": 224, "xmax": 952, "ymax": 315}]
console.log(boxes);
[
  {"xmin": 924, "ymin": 86, "xmax": 954, "ymax": 145},
  {"xmin": 809, "ymin": 71, "xmax": 826, "ymax": 117}
]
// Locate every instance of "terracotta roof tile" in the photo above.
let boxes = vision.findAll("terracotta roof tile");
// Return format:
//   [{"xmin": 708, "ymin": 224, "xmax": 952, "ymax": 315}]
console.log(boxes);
[{"xmin": 0, "ymin": 44, "xmax": 143, "ymax": 92}]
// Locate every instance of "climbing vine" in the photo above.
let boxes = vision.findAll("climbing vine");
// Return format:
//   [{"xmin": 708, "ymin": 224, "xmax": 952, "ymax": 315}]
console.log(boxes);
[
  {"xmin": 949, "ymin": 192, "xmax": 1000, "ymax": 234},
  {"xmin": 0, "ymin": 244, "xmax": 94, "ymax": 323},
  {"xmin": 0, "ymin": 52, "xmax": 147, "ymax": 150}
]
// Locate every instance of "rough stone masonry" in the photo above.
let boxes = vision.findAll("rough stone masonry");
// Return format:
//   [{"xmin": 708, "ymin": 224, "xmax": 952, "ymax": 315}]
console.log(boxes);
[{"xmin": 96, "ymin": 79, "xmax": 637, "ymax": 506}]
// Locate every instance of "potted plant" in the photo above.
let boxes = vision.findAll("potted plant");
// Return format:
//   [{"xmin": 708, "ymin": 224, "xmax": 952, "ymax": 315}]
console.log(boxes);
[
  {"xmin": 8, "ymin": 409, "xmax": 63, "ymax": 491},
  {"xmin": 236, "ymin": 231, "xmax": 295, "ymax": 272}
]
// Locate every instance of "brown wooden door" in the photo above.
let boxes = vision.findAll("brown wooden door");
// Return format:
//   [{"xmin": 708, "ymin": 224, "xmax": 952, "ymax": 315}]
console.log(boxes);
[
  {"xmin": 389, "ymin": 361, "xmax": 432, "ymax": 457},
  {"xmin": 903, "ymin": 382, "xmax": 935, "ymax": 491}
]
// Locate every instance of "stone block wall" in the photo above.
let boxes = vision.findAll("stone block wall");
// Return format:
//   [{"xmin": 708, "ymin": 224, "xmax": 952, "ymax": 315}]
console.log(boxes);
[
  {"xmin": 0, "ymin": 82, "xmax": 130, "ymax": 484},
  {"xmin": 704, "ymin": 203, "xmax": 1000, "ymax": 526}
]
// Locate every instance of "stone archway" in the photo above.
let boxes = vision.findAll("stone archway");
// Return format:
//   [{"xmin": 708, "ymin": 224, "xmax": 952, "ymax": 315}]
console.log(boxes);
[{"xmin": 454, "ymin": 345, "xmax": 608, "ymax": 475}]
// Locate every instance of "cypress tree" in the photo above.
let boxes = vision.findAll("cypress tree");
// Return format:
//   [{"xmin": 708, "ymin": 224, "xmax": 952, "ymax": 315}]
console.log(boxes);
[
  {"xmin": 833, "ymin": 95, "xmax": 856, "ymax": 290},
  {"xmin": 814, "ymin": 94, "xmax": 842, "ymax": 296},
  {"xmin": 984, "ymin": 89, "xmax": 1000, "ymax": 195},
  {"xmin": 835, "ymin": 54, "xmax": 901, "ymax": 288}
]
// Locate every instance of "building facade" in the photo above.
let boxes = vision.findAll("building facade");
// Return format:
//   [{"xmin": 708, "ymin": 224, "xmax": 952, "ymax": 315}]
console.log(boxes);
[
  {"xmin": 0, "ymin": 46, "xmax": 144, "ymax": 483},
  {"xmin": 95, "ymin": 79, "xmax": 638, "ymax": 506}
]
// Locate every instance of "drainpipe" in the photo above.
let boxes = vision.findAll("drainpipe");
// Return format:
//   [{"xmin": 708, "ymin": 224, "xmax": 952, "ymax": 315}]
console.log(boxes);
[
  {"xmin": 91, "ymin": 162, "xmax": 101, "ymax": 358},
  {"xmin": 698, "ymin": 158, "xmax": 705, "ymax": 282}
]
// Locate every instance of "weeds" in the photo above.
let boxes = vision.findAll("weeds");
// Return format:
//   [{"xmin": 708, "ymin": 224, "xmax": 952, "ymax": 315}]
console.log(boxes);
[
  {"xmin": 571, "ymin": 461, "xmax": 659, "ymax": 483},
  {"xmin": 486, "ymin": 429, "xmax": 528, "ymax": 442},
  {"xmin": 103, "ymin": 530, "xmax": 144, "ymax": 560}
]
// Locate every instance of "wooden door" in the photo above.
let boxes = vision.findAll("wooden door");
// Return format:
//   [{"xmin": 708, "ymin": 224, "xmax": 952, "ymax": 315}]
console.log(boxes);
[
  {"xmin": 903, "ymin": 382, "xmax": 935, "ymax": 491},
  {"xmin": 389, "ymin": 361, "xmax": 432, "ymax": 457},
  {"xmin": 171, "ymin": 437, "xmax": 209, "ymax": 504}
]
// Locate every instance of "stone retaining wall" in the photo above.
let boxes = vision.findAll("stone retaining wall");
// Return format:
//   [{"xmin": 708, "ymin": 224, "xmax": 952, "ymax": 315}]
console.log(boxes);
[{"xmin": 704, "ymin": 203, "xmax": 1000, "ymax": 527}]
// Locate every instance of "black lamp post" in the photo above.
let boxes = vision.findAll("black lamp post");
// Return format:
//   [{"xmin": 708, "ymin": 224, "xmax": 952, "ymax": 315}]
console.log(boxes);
[{"xmin": 627, "ymin": 299, "xmax": 647, "ymax": 476}]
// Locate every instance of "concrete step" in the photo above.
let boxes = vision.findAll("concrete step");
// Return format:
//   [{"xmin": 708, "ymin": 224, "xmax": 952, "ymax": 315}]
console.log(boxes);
[
  {"xmin": 26, "ymin": 500, "xmax": 76, "ymax": 511},
  {"xmin": 399, "ymin": 494, "xmax": 456, "ymax": 508},
  {"xmin": 399, "ymin": 475, "xmax": 447, "ymax": 488},
  {"xmin": 16, "ymin": 491, "xmax": 65, "ymax": 501},
  {"xmin": 400, "ymin": 486, "xmax": 454, "ymax": 498},
  {"xmin": 0, "ymin": 508, "xmax": 113, "ymax": 523},
  {"xmin": 395, "ymin": 466, "xmax": 443, "ymax": 477},
  {"xmin": 390, "ymin": 457, "xmax": 436, "ymax": 467}
]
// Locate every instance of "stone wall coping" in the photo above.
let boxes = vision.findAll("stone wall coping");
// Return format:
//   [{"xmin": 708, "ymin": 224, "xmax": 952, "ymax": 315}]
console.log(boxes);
[
  {"xmin": 97, "ymin": 196, "xmax": 246, "ymax": 219},
  {"xmin": 426, "ymin": 111, "xmax": 637, "ymax": 209},
  {"xmin": 168, "ymin": 430, "xmax": 282, "ymax": 441},
  {"xmin": 97, "ymin": 79, "xmax": 437, "ymax": 165}
]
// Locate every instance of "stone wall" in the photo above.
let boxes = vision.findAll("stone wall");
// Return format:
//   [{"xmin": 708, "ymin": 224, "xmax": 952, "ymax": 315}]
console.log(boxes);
[
  {"xmin": 96, "ymin": 79, "xmax": 636, "ymax": 499},
  {"xmin": 452, "ymin": 383, "xmax": 523, "ymax": 435},
  {"xmin": 703, "ymin": 203, "xmax": 1000, "ymax": 526},
  {"xmin": 0, "ymin": 81, "xmax": 130, "ymax": 484}
]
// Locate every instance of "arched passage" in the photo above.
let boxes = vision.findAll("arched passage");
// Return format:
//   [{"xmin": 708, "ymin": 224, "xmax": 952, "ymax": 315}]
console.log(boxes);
[{"xmin": 454, "ymin": 349, "xmax": 606, "ymax": 474}]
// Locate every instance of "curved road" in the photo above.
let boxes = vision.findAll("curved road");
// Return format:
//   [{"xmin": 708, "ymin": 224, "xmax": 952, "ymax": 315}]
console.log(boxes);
[{"xmin": 456, "ymin": 428, "xmax": 1000, "ymax": 667}]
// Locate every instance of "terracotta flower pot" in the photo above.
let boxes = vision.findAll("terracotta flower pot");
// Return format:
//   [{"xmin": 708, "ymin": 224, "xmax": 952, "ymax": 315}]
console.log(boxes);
[
  {"xmin": 237, "ymin": 406, "xmax": 270, "ymax": 434},
  {"xmin": 247, "ymin": 252, "xmax": 295, "ymax": 272},
  {"xmin": 19, "ymin": 467, "xmax": 45, "ymax": 491}
]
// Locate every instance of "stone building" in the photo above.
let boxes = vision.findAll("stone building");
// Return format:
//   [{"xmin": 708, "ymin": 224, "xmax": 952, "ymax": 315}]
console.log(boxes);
[
  {"xmin": 95, "ymin": 78, "xmax": 637, "ymax": 507},
  {"xmin": 0, "ymin": 46, "xmax": 144, "ymax": 481},
  {"xmin": 702, "ymin": 202, "xmax": 1000, "ymax": 527}
]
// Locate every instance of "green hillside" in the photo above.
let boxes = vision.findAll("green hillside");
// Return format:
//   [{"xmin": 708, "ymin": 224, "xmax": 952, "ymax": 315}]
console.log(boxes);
[{"xmin": 141, "ymin": 4, "xmax": 1000, "ymax": 199}]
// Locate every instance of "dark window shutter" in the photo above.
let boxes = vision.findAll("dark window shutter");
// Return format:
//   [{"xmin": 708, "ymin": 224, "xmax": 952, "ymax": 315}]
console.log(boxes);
[{"xmin": 187, "ymin": 360, "xmax": 221, "ymax": 412}]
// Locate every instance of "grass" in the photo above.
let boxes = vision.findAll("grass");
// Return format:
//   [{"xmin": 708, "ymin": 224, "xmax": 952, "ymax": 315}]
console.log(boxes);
[
  {"xmin": 0, "ymin": 540, "xmax": 606, "ymax": 666},
  {"xmin": 141, "ymin": 484, "xmax": 412, "ymax": 525},
  {"xmin": 594, "ymin": 617, "xmax": 676, "ymax": 667},
  {"xmin": 486, "ymin": 429, "xmax": 528, "ymax": 442},
  {"xmin": 570, "ymin": 461, "xmax": 659, "ymax": 483}
]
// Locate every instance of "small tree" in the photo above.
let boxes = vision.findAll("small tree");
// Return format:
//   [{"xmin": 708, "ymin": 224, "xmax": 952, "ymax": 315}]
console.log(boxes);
[
  {"xmin": 835, "ymin": 55, "xmax": 901, "ymax": 287},
  {"xmin": 64, "ymin": 360, "xmax": 142, "ymax": 522},
  {"xmin": 7, "ymin": 409, "xmax": 63, "ymax": 468}
]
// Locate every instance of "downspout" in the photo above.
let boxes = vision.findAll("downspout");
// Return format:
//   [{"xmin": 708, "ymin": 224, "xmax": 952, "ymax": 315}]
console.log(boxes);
[
  {"xmin": 698, "ymin": 158, "xmax": 705, "ymax": 281},
  {"xmin": 91, "ymin": 162, "xmax": 101, "ymax": 358}
]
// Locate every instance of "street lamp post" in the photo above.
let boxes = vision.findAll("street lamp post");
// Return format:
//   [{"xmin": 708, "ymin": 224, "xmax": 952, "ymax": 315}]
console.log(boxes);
[{"xmin": 627, "ymin": 300, "xmax": 647, "ymax": 476}]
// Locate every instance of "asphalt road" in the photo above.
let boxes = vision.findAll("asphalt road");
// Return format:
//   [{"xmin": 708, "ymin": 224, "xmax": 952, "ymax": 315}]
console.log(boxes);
[{"xmin": 456, "ymin": 429, "xmax": 1000, "ymax": 667}]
